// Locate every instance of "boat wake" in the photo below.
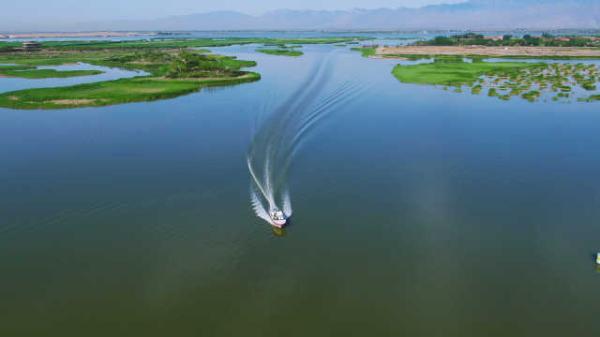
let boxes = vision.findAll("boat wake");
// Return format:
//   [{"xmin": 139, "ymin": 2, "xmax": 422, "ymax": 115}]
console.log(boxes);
[{"xmin": 247, "ymin": 51, "xmax": 363, "ymax": 226}]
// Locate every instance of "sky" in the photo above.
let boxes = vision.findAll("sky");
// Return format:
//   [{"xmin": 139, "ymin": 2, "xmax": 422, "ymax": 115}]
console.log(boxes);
[{"xmin": 1, "ymin": 0, "xmax": 467, "ymax": 21}]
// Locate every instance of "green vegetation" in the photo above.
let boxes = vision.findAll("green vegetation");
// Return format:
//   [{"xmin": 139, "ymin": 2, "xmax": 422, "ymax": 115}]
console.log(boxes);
[
  {"xmin": 262, "ymin": 43, "xmax": 302, "ymax": 49},
  {"xmin": 522, "ymin": 90, "xmax": 541, "ymax": 102},
  {"xmin": 0, "ymin": 64, "xmax": 102, "ymax": 78},
  {"xmin": 0, "ymin": 37, "xmax": 371, "ymax": 109},
  {"xmin": 483, "ymin": 55, "xmax": 600, "ymax": 60},
  {"xmin": 164, "ymin": 50, "xmax": 256, "ymax": 78},
  {"xmin": 418, "ymin": 33, "xmax": 600, "ymax": 48},
  {"xmin": 0, "ymin": 37, "xmax": 365, "ymax": 52},
  {"xmin": 392, "ymin": 57, "xmax": 600, "ymax": 103},
  {"xmin": 0, "ymin": 74, "xmax": 259, "ymax": 109},
  {"xmin": 392, "ymin": 60, "xmax": 539, "ymax": 86},
  {"xmin": 0, "ymin": 49, "xmax": 259, "ymax": 109},
  {"xmin": 256, "ymin": 48, "xmax": 303, "ymax": 57},
  {"xmin": 375, "ymin": 52, "xmax": 600, "ymax": 61},
  {"xmin": 583, "ymin": 95, "xmax": 600, "ymax": 101},
  {"xmin": 352, "ymin": 47, "xmax": 376, "ymax": 58}
]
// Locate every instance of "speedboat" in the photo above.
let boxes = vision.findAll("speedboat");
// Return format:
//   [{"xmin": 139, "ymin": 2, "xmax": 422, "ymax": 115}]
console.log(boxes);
[
  {"xmin": 597, "ymin": 252, "xmax": 600, "ymax": 265},
  {"xmin": 270, "ymin": 208, "xmax": 288, "ymax": 228}
]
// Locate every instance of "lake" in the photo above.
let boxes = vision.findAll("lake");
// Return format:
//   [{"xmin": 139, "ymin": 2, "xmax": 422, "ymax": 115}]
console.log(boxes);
[{"xmin": 0, "ymin": 41, "xmax": 599, "ymax": 337}]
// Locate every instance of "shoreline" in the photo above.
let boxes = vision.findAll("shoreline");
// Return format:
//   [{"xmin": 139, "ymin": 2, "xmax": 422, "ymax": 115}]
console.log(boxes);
[
  {"xmin": 377, "ymin": 46, "xmax": 600, "ymax": 58},
  {"xmin": 0, "ymin": 32, "xmax": 151, "ymax": 39}
]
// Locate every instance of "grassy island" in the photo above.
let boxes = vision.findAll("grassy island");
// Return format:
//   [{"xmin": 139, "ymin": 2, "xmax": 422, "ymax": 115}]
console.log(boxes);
[
  {"xmin": 0, "ymin": 65, "xmax": 103, "ymax": 79},
  {"xmin": 0, "ymin": 48, "xmax": 259, "ymax": 109},
  {"xmin": 256, "ymin": 48, "xmax": 303, "ymax": 57},
  {"xmin": 355, "ymin": 33, "xmax": 600, "ymax": 103},
  {"xmin": 0, "ymin": 37, "xmax": 367, "ymax": 109},
  {"xmin": 0, "ymin": 74, "xmax": 260, "ymax": 109},
  {"xmin": 392, "ymin": 58, "xmax": 600, "ymax": 102},
  {"xmin": 0, "ymin": 37, "xmax": 365, "ymax": 52},
  {"xmin": 351, "ymin": 47, "xmax": 376, "ymax": 58},
  {"xmin": 392, "ymin": 59, "xmax": 540, "ymax": 86}
]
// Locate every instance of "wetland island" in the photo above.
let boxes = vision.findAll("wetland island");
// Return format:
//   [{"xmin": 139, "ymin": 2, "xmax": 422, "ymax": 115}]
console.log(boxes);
[
  {"xmin": 356, "ymin": 33, "xmax": 600, "ymax": 102},
  {"xmin": 0, "ymin": 37, "xmax": 360, "ymax": 109}
]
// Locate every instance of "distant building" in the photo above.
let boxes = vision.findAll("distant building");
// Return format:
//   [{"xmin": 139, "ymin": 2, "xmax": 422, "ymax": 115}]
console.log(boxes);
[
  {"xmin": 22, "ymin": 41, "xmax": 41, "ymax": 51},
  {"xmin": 484, "ymin": 35, "xmax": 504, "ymax": 41}
]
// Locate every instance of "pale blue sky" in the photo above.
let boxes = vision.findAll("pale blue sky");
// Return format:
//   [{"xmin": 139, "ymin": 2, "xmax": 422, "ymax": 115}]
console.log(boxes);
[{"xmin": 2, "ymin": 0, "xmax": 466, "ymax": 20}]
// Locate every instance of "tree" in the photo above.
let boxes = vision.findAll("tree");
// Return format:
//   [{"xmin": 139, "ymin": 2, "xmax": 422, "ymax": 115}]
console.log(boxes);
[
  {"xmin": 542, "ymin": 32, "xmax": 554, "ymax": 39},
  {"xmin": 431, "ymin": 36, "xmax": 454, "ymax": 46}
]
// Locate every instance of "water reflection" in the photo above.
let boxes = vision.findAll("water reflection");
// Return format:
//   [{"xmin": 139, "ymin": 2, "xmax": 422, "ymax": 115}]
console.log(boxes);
[{"xmin": 271, "ymin": 226, "xmax": 287, "ymax": 237}]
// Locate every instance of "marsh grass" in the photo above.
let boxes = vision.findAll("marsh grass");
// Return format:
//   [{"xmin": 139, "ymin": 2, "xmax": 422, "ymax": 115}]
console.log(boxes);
[
  {"xmin": 0, "ymin": 73, "xmax": 260, "ymax": 109},
  {"xmin": 582, "ymin": 95, "xmax": 600, "ymax": 102},
  {"xmin": 0, "ymin": 37, "xmax": 366, "ymax": 109},
  {"xmin": 1, "ymin": 38, "xmax": 365, "ymax": 51},
  {"xmin": 0, "ymin": 65, "xmax": 102, "ymax": 78},
  {"xmin": 352, "ymin": 47, "xmax": 377, "ymax": 57},
  {"xmin": 0, "ymin": 49, "xmax": 260, "ymax": 109},
  {"xmin": 392, "ymin": 57, "xmax": 600, "ymax": 103},
  {"xmin": 256, "ymin": 48, "xmax": 303, "ymax": 57},
  {"xmin": 392, "ymin": 60, "xmax": 539, "ymax": 86}
]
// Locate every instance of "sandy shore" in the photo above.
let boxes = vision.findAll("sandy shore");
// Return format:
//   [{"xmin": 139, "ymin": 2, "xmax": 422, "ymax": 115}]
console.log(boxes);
[
  {"xmin": 377, "ymin": 46, "xmax": 600, "ymax": 58},
  {"xmin": 0, "ymin": 32, "xmax": 150, "ymax": 39}
]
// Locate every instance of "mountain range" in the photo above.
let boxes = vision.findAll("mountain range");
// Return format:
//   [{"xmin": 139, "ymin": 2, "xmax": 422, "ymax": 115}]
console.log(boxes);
[{"xmin": 6, "ymin": 0, "xmax": 600, "ymax": 32}]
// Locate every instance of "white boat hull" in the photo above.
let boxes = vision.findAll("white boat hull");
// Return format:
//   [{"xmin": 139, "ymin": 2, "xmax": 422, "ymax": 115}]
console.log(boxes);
[{"xmin": 272, "ymin": 219, "xmax": 287, "ymax": 228}]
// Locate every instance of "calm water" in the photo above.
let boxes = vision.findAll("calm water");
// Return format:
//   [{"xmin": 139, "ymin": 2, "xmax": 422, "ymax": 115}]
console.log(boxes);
[{"xmin": 1, "ymin": 43, "xmax": 599, "ymax": 337}]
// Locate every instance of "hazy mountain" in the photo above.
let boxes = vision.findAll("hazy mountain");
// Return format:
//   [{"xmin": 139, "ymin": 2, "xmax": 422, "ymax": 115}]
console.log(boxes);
[{"xmin": 6, "ymin": 0, "xmax": 600, "ymax": 32}]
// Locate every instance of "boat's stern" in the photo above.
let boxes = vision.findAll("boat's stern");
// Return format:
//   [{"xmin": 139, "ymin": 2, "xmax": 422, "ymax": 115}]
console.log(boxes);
[
  {"xmin": 270, "ymin": 209, "xmax": 287, "ymax": 228},
  {"xmin": 271, "ymin": 219, "xmax": 287, "ymax": 228}
]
